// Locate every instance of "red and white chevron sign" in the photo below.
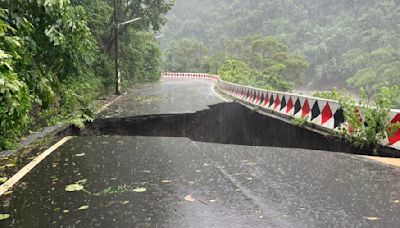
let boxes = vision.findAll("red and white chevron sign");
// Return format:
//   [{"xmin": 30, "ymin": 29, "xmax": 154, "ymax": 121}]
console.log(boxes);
[{"xmin": 161, "ymin": 72, "xmax": 400, "ymax": 150}]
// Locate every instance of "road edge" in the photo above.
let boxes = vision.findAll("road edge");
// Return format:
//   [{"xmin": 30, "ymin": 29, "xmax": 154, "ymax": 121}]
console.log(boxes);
[{"xmin": 0, "ymin": 137, "xmax": 74, "ymax": 196}]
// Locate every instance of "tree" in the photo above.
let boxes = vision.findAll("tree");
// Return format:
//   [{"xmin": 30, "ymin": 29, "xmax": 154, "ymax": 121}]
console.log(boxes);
[
  {"xmin": 0, "ymin": 0, "xmax": 174, "ymax": 149},
  {"xmin": 223, "ymin": 36, "xmax": 308, "ymax": 84},
  {"xmin": 161, "ymin": 0, "xmax": 400, "ymax": 97},
  {"xmin": 163, "ymin": 38, "xmax": 208, "ymax": 72},
  {"xmin": 0, "ymin": 12, "xmax": 31, "ymax": 149},
  {"xmin": 219, "ymin": 58, "xmax": 252, "ymax": 85}
]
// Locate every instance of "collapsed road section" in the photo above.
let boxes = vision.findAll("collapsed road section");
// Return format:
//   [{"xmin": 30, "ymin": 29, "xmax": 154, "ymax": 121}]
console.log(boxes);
[{"xmin": 64, "ymin": 102, "xmax": 400, "ymax": 158}]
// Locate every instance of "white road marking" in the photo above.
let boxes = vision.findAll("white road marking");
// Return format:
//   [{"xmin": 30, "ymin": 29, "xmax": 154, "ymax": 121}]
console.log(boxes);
[
  {"xmin": 96, "ymin": 95, "xmax": 123, "ymax": 114},
  {"xmin": 363, "ymin": 156, "xmax": 400, "ymax": 168},
  {"xmin": 0, "ymin": 136, "xmax": 74, "ymax": 196},
  {"xmin": 212, "ymin": 84, "xmax": 230, "ymax": 102}
]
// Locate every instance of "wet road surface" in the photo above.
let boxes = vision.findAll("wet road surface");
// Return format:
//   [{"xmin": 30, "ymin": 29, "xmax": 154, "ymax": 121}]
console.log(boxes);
[
  {"xmin": 1, "ymin": 78, "xmax": 400, "ymax": 227},
  {"xmin": 100, "ymin": 79, "xmax": 224, "ymax": 118}
]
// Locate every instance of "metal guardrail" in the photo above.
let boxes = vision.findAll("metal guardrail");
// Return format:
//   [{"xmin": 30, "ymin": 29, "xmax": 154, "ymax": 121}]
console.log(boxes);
[{"xmin": 162, "ymin": 72, "xmax": 400, "ymax": 150}]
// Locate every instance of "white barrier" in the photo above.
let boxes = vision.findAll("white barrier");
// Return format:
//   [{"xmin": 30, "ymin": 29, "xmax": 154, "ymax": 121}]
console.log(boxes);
[{"xmin": 162, "ymin": 72, "xmax": 400, "ymax": 150}]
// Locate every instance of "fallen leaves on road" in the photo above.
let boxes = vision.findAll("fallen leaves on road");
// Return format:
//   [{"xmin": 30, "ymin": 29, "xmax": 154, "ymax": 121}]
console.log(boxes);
[
  {"xmin": 96, "ymin": 185, "xmax": 128, "ymax": 195},
  {"xmin": 161, "ymin": 180, "xmax": 173, "ymax": 183},
  {"xmin": 77, "ymin": 179, "xmax": 87, "ymax": 184},
  {"xmin": 65, "ymin": 179, "xmax": 92, "ymax": 194},
  {"xmin": 366, "ymin": 217, "xmax": 380, "ymax": 221},
  {"xmin": 0, "ymin": 214, "xmax": 10, "ymax": 220},
  {"xmin": 133, "ymin": 187, "xmax": 146, "ymax": 193},
  {"xmin": 121, "ymin": 200, "xmax": 129, "ymax": 205},
  {"xmin": 95, "ymin": 185, "xmax": 146, "ymax": 195},
  {"xmin": 65, "ymin": 183, "xmax": 84, "ymax": 192},
  {"xmin": 184, "ymin": 194, "xmax": 196, "ymax": 202},
  {"xmin": 78, "ymin": 205, "xmax": 89, "ymax": 210},
  {"xmin": 0, "ymin": 177, "xmax": 8, "ymax": 183},
  {"xmin": 73, "ymin": 153, "xmax": 86, "ymax": 157},
  {"xmin": 5, "ymin": 163, "xmax": 15, "ymax": 168}
]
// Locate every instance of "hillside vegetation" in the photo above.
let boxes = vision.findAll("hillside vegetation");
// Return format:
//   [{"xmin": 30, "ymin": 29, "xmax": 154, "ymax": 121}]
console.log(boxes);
[
  {"xmin": 0, "ymin": 0, "xmax": 172, "ymax": 149},
  {"xmin": 161, "ymin": 0, "xmax": 400, "ymax": 101}
]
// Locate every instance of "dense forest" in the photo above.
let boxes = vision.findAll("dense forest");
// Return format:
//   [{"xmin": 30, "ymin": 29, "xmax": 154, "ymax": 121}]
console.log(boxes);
[
  {"xmin": 161, "ymin": 0, "xmax": 400, "ymax": 99},
  {"xmin": 0, "ymin": 0, "xmax": 172, "ymax": 149},
  {"xmin": 164, "ymin": 36, "xmax": 308, "ymax": 91}
]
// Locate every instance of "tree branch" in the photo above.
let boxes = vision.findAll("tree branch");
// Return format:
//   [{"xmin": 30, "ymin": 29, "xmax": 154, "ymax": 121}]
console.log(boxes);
[{"xmin": 103, "ymin": 6, "xmax": 136, "ymax": 54}]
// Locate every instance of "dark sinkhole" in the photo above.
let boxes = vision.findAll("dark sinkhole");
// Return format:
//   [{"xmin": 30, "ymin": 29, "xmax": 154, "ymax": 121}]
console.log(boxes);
[{"xmin": 63, "ymin": 102, "xmax": 399, "ymax": 158}]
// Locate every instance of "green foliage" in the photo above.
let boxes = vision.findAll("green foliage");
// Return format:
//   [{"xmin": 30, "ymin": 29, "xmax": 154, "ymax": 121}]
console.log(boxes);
[
  {"xmin": 162, "ymin": 0, "xmax": 400, "ymax": 96},
  {"xmin": 292, "ymin": 117, "xmax": 308, "ymax": 127},
  {"xmin": 0, "ymin": 0, "xmax": 99, "ymax": 149},
  {"xmin": 252, "ymin": 70, "xmax": 293, "ymax": 91},
  {"xmin": 0, "ymin": 0, "xmax": 173, "ymax": 150},
  {"xmin": 218, "ymin": 58, "xmax": 293, "ymax": 91},
  {"xmin": 314, "ymin": 87, "xmax": 400, "ymax": 151},
  {"xmin": 313, "ymin": 89, "xmax": 347, "ymax": 101},
  {"xmin": 223, "ymin": 36, "xmax": 308, "ymax": 84},
  {"xmin": 0, "ymin": 12, "xmax": 31, "ymax": 149},
  {"xmin": 78, "ymin": 0, "xmax": 171, "ymax": 85},
  {"xmin": 337, "ymin": 86, "xmax": 400, "ymax": 152},
  {"xmin": 163, "ymin": 38, "xmax": 208, "ymax": 72},
  {"xmin": 251, "ymin": 106, "xmax": 260, "ymax": 112},
  {"xmin": 164, "ymin": 36, "xmax": 306, "ymax": 91},
  {"xmin": 0, "ymin": 214, "xmax": 10, "ymax": 220},
  {"xmin": 121, "ymin": 31, "xmax": 163, "ymax": 84},
  {"xmin": 219, "ymin": 59, "xmax": 252, "ymax": 85},
  {"xmin": 346, "ymin": 55, "xmax": 400, "ymax": 107}
]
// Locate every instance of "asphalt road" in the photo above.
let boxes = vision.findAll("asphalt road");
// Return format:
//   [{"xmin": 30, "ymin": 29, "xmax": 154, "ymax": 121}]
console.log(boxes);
[
  {"xmin": 100, "ymin": 78, "xmax": 225, "ymax": 118},
  {"xmin": 1, "ymin": 78, "xmax": 400, "ymax": 227}
]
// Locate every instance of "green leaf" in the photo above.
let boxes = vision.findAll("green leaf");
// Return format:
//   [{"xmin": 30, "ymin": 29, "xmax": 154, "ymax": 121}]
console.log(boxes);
[
  {"xmin": 73, "ymin": 153, "xmax": 86, "ymax": 157},
  {"xmin": 65, "ymin": 183, "xmax": 84, "ymax": 192},
  {"xmin": 0, "ymin": 214, "xmax": 10, "ymax": 220},
  {"xmin": 78, "ymin": 205, "xmax": 89, "ymax": 210},
  {"xmin": 133, "ymin": 187, "xmax": 147, "ymax": 193},
  {"xmin": 0, "ymin": 177, "xmax": 8, "ymax": 183},
  {"xmin": 77, "ymin": 179, "xmax": 87, "ymax": 184}
]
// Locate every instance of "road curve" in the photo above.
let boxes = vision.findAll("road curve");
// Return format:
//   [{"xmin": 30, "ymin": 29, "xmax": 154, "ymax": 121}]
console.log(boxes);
[{"xmin": 100, "ymin": 78, "xmax": 225, "ymax": 118}]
